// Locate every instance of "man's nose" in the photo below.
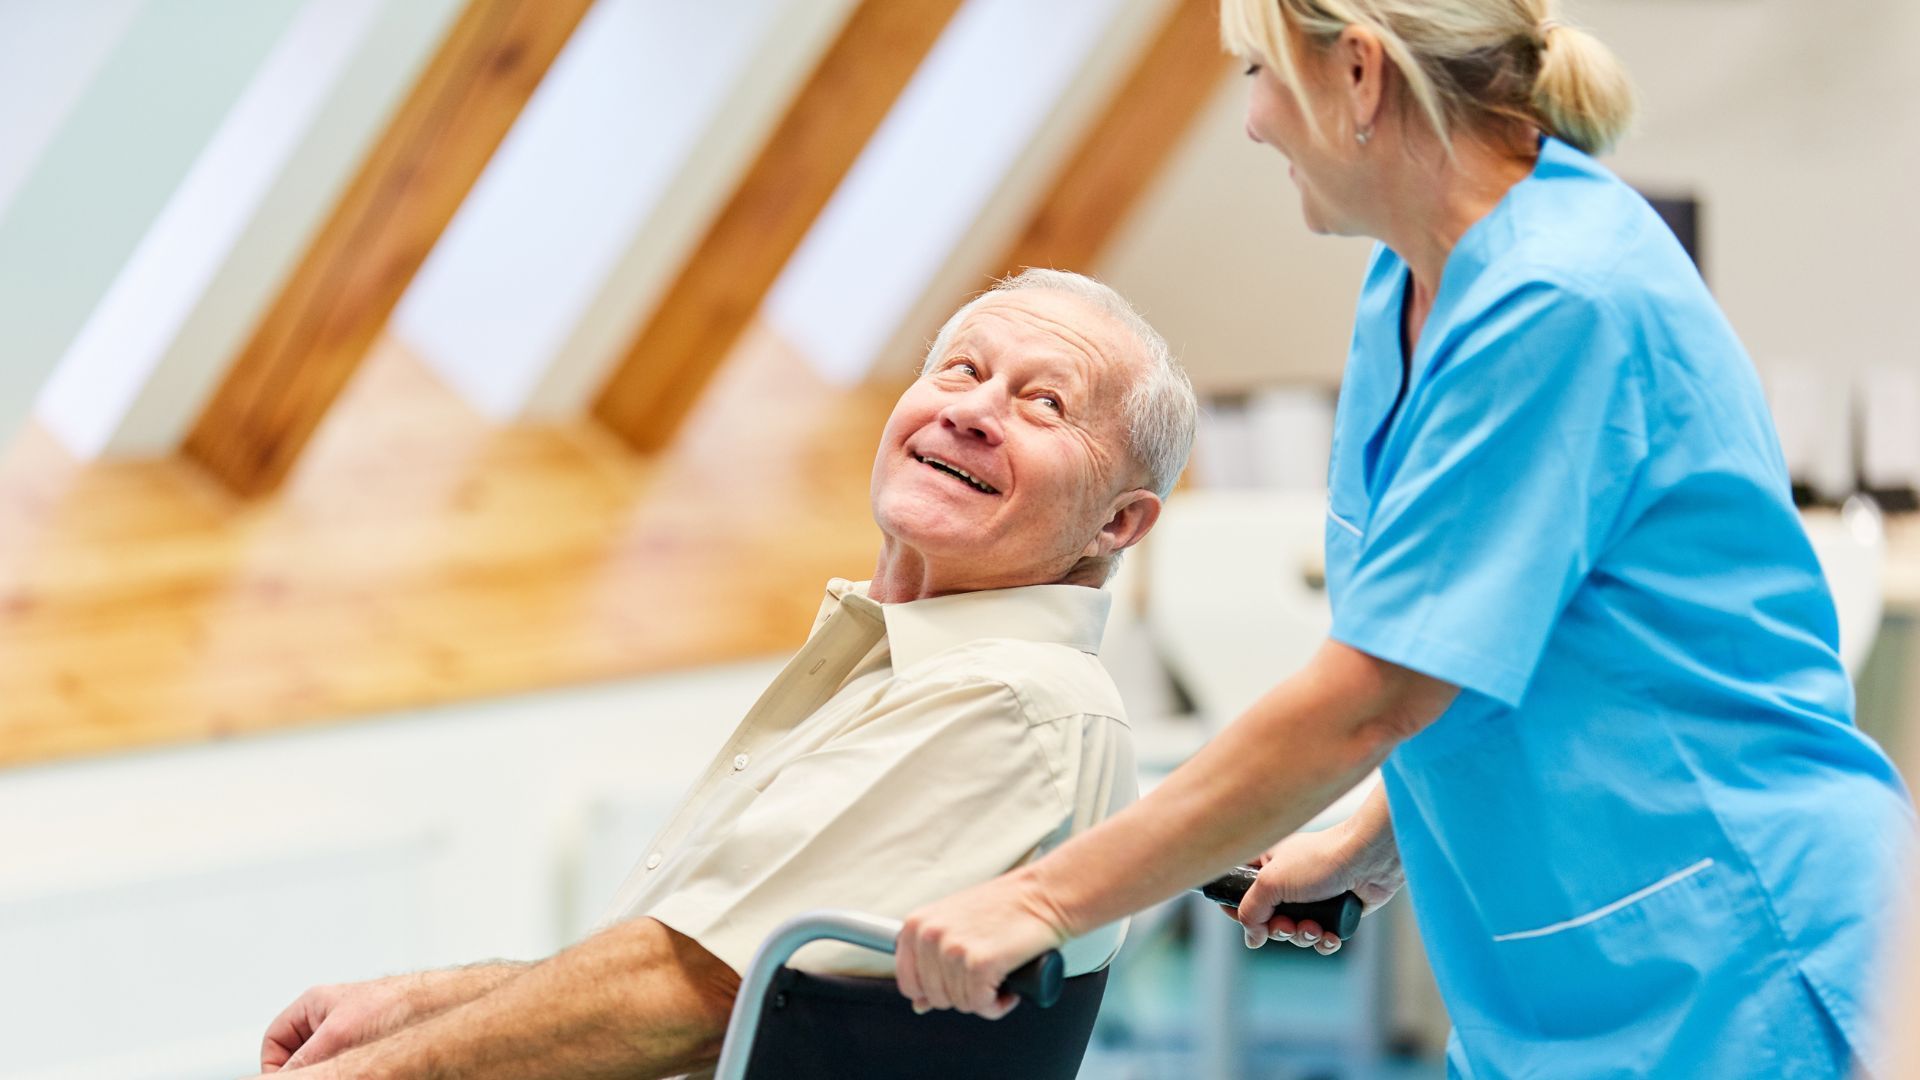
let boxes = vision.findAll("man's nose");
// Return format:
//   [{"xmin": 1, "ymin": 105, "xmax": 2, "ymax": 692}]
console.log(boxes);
[{"xmin": 939, "ymin": 388, "xmax": 1004, "ymax": 445}]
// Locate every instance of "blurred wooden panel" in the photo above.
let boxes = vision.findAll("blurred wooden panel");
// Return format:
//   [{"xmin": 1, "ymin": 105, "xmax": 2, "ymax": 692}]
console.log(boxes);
[
  {"xmin": 182, "ymin": 0, "xmax": 593, "ymax": 497},
  {"xmin": 998, "ymin": 0, "xmax": 1229, "ymax": 272},
  {"xmin": 0, "ymin": 328, "xmax": 902, "ymax": 769},
  {"xmin": 592, "ymin": 0, "xmax": 964, "ymax": 454}
]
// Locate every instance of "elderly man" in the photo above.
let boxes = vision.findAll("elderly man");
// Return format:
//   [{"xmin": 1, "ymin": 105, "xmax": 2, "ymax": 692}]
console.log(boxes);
[{"xmin": 253, "ymin": 269, "xmax": 1197, "ymax": 1079}]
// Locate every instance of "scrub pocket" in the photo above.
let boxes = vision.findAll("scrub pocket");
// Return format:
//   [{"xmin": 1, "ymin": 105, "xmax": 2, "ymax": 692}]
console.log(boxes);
[
  {"xmin": 1486, "ymin": 854, "xmax": 1736, "ymax": 1037},
  {"xmin": 1478, "ymin": 853, "xmax": 1835, "ymax": 1076}
]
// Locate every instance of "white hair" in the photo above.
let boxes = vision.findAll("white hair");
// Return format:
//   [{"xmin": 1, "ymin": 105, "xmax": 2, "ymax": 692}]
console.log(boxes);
[{"xmin": 919, "ymin": 269, "xmax": 1197, "ymax": 500}]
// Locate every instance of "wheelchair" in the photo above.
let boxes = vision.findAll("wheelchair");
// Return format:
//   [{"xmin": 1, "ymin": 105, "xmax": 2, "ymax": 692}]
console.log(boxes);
[
  {"xmin": 710, "ymin": 910, "xmax": 1104, "ymax": 1080},
  {"xmin": 707, "ymin": 873, "xmax": 1359, "ymax": 1078}
]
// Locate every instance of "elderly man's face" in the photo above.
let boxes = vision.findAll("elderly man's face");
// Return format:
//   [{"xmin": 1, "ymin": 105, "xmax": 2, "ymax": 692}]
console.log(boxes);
[{"xmin": 870, "ymin": 289, "xmax": 1149, "ymax": 585}]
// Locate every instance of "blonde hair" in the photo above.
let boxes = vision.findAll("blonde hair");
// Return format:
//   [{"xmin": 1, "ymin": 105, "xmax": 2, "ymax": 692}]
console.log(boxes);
[{"xmin": 1219, "ymin": 0, "xmax": 1636, "ymax": 156}]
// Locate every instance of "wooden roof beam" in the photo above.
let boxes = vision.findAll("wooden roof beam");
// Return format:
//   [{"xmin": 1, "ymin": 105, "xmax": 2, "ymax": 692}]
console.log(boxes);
[
  {"xmin": 389, "ymin": 0, "xmax": 865, "ymax": 423},
  {"xmin": 997, "ymin": 0, "xmax": 1232, "ymax": 274},
  {"xmin": 590, "ymin": 0, "xmax": 967, "ymax": 455},
  {"xmin": 181, "ymin": 0, "xmax": 593, "ymax": 497},
  {"xmin": 801, "ymin": 0, "xmax": 1230, "ymax": 391},
  {"xmin": 35, "ymin": 0, "xmax": 469, "ymax": 461}
]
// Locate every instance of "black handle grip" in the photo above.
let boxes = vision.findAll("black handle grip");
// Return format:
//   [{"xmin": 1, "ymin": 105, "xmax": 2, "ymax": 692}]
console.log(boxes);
[
  {"xmin": 1197, "ymin": 865, "xmax": 1364, "ymax": 941},
  {"xmin": 1000, "ymin": 949, "xmax": 1065, "ymax": 1008}
]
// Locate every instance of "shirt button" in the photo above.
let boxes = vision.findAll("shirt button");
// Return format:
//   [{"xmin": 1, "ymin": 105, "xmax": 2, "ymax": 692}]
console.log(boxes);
[
  {"xmin": 645, "ymin": 852, "xmax": 662, "ymax": 870},
  {"xmin": 732, "ymin": 753, "xmax": 750, "ymax": 771}
]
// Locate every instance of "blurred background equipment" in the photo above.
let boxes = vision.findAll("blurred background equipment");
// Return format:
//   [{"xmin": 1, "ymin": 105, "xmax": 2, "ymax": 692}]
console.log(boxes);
[{"xmin": 0, "ymin": 0, "xmax": 1915, "ymax": 1076}]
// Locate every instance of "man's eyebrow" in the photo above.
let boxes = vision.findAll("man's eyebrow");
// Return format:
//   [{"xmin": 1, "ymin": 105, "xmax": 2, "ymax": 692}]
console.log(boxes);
[
  {"xmin": 935, "ymin": 329, "xmax": 983, "ymax": 361},
  {"xmin": 1032, "ymin": 357, "xmax": 1089, "ymax": 399},
  {"xmin": 941, "ymin": 319, "xmax": 1099, "ymax": 397}
]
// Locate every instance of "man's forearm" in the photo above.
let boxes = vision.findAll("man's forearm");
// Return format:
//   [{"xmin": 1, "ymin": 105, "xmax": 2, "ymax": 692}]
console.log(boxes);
[
  {"xmin": 324, "ymin": 918, "xmax": 737, "ymax": 1080},
  {"xmin": 398, "ymin": 962, "xmax": 531, "ymax": 1023},
  {"xmin": 1030, "ymin": 641, "xmax": 1448, "ymax": 939}
]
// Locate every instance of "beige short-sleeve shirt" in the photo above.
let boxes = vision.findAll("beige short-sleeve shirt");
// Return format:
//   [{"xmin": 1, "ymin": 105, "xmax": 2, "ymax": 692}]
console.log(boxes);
[{"xmin": 598, "ymin": 578, "xmax": 1137, "ymax": 980}]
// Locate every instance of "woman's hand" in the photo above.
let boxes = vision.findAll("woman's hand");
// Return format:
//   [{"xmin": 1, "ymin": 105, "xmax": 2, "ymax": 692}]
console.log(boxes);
[
  {"xmin": 1223, "ymin": 810, "xmax": 1403, "ymax": 956},
  {"xmin": 895, "ymin": 869, "xmax": 1072, "ymax": 1020}
]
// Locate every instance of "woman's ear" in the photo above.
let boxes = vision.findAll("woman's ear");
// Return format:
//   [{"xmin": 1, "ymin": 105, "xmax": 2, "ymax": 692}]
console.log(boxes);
[{"xmin": 1334, "ymin": 25, "xmax": 1389, "ymax": 135}]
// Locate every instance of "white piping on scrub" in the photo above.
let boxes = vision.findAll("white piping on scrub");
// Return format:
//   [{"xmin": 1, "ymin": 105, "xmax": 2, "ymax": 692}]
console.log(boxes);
[
  {"xmin": 1491, "ymin": 858, "xmax": 1716, "ymax": 943},
  {"xmin": 1328, "ymin": 508, "xmax": 1364, "ymax": 538}
]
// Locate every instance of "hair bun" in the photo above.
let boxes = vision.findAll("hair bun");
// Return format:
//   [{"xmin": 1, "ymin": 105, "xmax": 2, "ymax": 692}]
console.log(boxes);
[{"xmin": 1532, "ymin": 19, "xmax": 1637, "ymax": 154}]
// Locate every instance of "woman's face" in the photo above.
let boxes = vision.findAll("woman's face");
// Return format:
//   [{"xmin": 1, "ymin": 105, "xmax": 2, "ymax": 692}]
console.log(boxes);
[{"xmin": 1241, "ymin": 47, "xmax": 1370, "ymax": 236}]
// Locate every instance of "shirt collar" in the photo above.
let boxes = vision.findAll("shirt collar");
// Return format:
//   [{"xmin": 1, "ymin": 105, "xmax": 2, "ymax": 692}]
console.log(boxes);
[{"xmin": 817, "ymin": 577, "xmax": 1111, "ymax": 671}]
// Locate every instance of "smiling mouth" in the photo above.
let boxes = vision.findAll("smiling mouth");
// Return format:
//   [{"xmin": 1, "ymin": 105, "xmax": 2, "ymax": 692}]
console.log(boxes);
[{"xmin": 913, "ymin": 453, "xmax": 1000, "ymax": 495}]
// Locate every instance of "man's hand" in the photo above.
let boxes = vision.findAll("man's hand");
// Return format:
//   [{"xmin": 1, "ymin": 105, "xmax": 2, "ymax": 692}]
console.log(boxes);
[
  {"xmin": 260, "ymin": 976, "xmax": 422, "ymax": 1072},
  {"xmin": 1223, "ymin": 786, "xmax": 1403, "ymax": 956},
  {"xmin": 260, "ymin": 965, "xmax": 523, "ymax": 1072}
]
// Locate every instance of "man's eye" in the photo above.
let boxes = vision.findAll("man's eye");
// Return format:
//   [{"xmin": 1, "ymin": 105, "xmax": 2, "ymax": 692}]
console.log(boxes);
[
  {"xmin": 1243, "ymin": 62, "xmax": 1261, "ymax": 76},
  {"xmin": 1035, "ymin": 394, "xmax": 1062, "ymax": 412},
  {"xmin": 948, "ymin": 361, "xmax": 978, "ymax": 377}
]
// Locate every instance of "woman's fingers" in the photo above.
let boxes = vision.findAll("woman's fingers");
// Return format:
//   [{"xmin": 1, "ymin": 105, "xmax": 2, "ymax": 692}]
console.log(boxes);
[
  {"xmin": 975, "ymin": 989, "xmax": 1021, "ymax": 1021},
  {"xmin": 962, "ymin": 953, "xmax": 1011, "ymax": 1017},
  {"xmin": 1220, "ymin": 904, "xmax": 1268, "ymax": 948},
  {"xmin": 894, "ymin": 933, "xmax": 932, "ymax": 1014},
  {"xmin": 918, "ymin": 937, "xmax": 957, "ymax": 1012},
  {"xmin": 1236, "ymin": 909, "xmax": 1344, "ymax": 955},
  {"xmin": 894, "ymin": 874, "xmax": 1069, "ymax": 1018}
]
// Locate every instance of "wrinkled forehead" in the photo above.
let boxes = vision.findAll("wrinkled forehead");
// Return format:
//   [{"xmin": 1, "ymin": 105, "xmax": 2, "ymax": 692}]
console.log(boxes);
[{"xmin": 941, "ymin": 291, "xmax": 1142, "ymax": 397}]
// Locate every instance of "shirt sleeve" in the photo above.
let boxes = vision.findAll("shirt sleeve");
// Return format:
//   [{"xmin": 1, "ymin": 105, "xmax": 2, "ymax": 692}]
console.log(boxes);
[
  {"xmin": 1331, "ymin": 280, "xmax": 1649, "ymax": 708},
  {"xmin": 642, "ymin": 678, "xmax": 1088, "ymax": 977}
]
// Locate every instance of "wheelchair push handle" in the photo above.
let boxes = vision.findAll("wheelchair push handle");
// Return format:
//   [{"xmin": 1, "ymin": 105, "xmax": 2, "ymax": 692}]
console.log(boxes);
[
  {"xmin": 1000, "ymin": 947, "xmax": 1066, "ymax": 1008},
  {"xmin": 712, "ymin": 910, "xmax": 1069, "ymax": 1080},
  {"xmin": 1196, "ymin": 865, "xmax": 1365, "ymax": 941}
]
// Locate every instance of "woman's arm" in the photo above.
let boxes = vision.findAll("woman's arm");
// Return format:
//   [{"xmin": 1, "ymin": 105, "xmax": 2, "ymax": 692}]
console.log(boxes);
[
  {"xmin": 896, "ymin": 639, "xmax": 1455, "ymax": 1017},
  {"xmin": 1041, "ymin": 640, "xmax": 1450, "ymax": 934}
]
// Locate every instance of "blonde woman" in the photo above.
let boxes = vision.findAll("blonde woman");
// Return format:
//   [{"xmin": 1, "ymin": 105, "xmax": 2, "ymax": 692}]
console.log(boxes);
[{"xmin": 894, "ymin": 1, "xmax": 1914, "ymax": 1075}]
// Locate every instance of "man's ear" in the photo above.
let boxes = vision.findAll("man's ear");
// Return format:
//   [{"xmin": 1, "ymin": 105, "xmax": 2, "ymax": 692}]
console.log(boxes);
[{"xmin": 1086, "ymin": 488, "xmax": 1162, "ymax": 561}]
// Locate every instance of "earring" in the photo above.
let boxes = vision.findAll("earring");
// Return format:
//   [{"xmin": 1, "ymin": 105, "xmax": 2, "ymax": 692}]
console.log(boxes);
[{"xmin": 1356, "ymin": 124, "xmax": 1373, "ymax": 146}]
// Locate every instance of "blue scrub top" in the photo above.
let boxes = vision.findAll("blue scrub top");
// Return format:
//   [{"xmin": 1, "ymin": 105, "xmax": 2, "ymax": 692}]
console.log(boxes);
[{"xmin": 1322, "ymin": 137, "xmax": 1914, "ymax": 1077}]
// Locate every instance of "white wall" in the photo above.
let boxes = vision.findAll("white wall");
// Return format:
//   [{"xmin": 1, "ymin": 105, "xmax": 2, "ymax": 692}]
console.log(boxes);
[
  {"xmin": 1576, "ymin": 0, "xmax": 1920, "ymax": 376},
  {"xmin": 0, "ymin": 659, "xmax": 782, "ymax": 1079},
  {"xmin": 1095, "ymin": 0, "xmax": 1920, "ymax": 394},
  {"xmin": 0, "ymin": 0, "xmax": 146, "ymax": 218},
  {"xmin": 0, "ymin": 0, "xmax": 306, "ymax": 449},
  {"xmin": 1097, "ymin": 72, "xmax": 1373, "ymax": 393}
]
